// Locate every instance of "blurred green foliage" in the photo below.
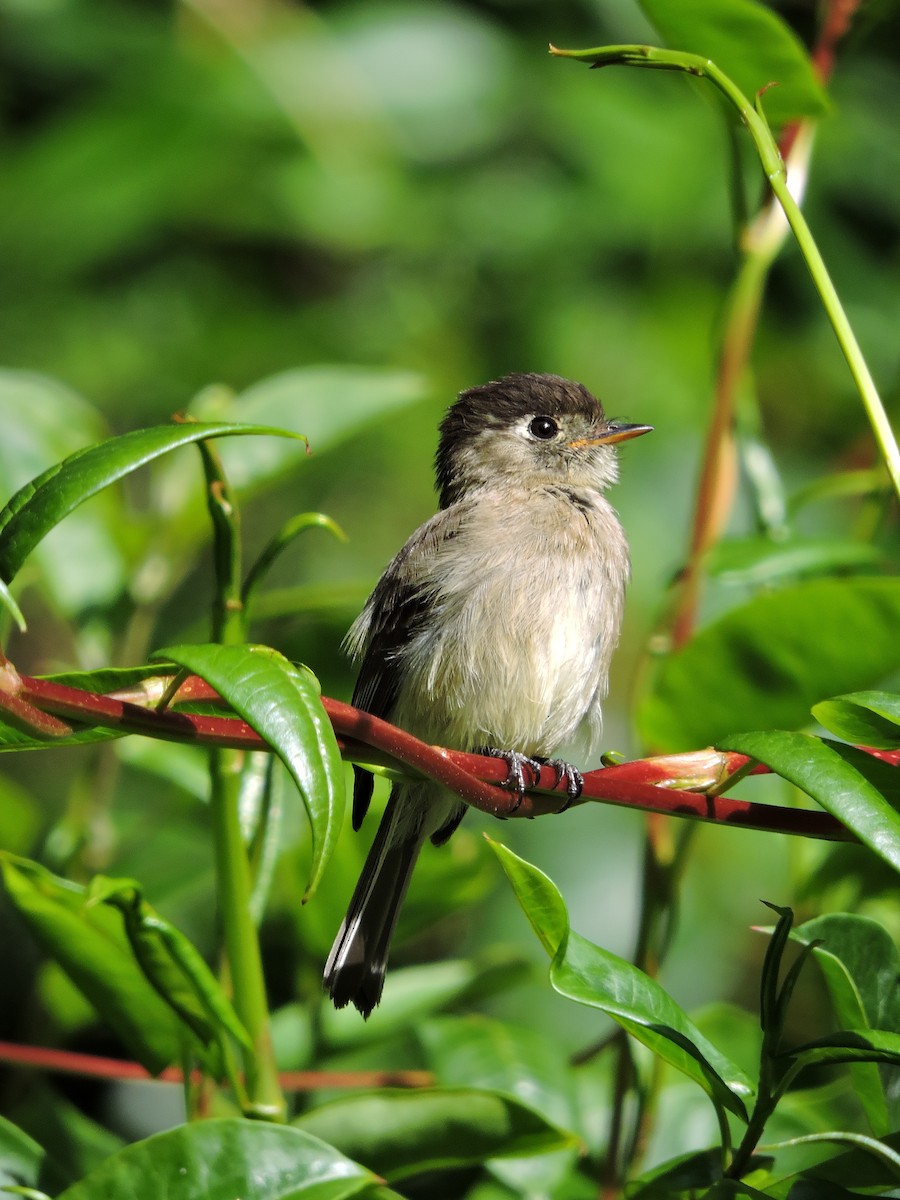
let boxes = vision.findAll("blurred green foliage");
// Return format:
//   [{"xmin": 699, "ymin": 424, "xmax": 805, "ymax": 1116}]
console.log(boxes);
[{"xmin": 0, "ymin": 0, "xmax": 899, "ymax": 1195}]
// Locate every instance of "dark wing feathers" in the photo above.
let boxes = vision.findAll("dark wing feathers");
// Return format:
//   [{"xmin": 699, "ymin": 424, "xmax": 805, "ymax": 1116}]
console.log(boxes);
[{"xmin": 347, "ymin": 507, "xmax": 467, "ymax": 827}]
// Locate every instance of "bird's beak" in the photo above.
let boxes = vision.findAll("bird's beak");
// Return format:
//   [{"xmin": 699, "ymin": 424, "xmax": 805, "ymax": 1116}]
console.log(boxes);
[{"xmin": 570, "ymin": 422, "xmax": 653, "ymax": 448}]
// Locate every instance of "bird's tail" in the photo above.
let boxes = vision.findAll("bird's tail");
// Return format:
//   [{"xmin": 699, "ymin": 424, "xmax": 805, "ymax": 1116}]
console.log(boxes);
[{"xmin": 324, "ymin": 785, "xmax": 425, "ymax": 1018}]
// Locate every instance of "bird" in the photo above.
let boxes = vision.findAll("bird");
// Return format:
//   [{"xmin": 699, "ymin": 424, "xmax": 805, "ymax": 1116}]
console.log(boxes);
[{"xmin": 324, "ymin": 372, "xmax": 651, "ymax": 1016}]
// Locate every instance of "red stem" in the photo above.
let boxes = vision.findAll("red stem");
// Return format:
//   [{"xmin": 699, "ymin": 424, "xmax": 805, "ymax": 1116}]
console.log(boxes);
[
  {"xmin": 0, "ymin": 1040, "xmax": 430, "ymax": 1091},
  {"xmin": 10, "ymin": 671, "xmax": 887, "ymax": 843}
]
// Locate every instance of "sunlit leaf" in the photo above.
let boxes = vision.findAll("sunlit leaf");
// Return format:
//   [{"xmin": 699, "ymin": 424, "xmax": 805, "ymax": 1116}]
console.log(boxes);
[
  {"xmin": 56, "ymin": 1119, "xmax": 375, "ymax": 1200},
  {"xmin": 0, "ymin": 422, "xmax": 302, "ymax": 586},
  {"xmin": 719, "ymin": 731, "xmax": 900, "ymax": 874},
  {"xmin": 638, "ymin": 0, "xmax": 829, "ymax": 124},
  {"xmin": 813, "ymin": 691, "xmax": 900, "ymax": 750},
  {"xmin": 153, "ymin": 643, "xmax": 344, "ymax": 901},
  {"xmin": 488, "ymin": 839, "xmax": 753, "ymax": 1120}
]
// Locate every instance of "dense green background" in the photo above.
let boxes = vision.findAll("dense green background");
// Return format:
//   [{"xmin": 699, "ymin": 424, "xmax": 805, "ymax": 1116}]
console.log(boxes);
[{"xmin": 0, "ymin": 0, "xmax": 898, "ymax": 1186}]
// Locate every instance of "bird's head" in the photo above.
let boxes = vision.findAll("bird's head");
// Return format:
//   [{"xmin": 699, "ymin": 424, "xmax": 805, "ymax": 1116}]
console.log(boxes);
[{"xmin": 435, "ymin": 372, "xmax": 651, "ymax": 507}]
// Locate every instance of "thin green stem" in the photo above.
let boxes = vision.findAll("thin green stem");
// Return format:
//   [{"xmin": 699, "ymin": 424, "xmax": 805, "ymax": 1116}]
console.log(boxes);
[
  {"xmin": 200, "ymin": 439, "xmax": 285, "ymax": 1120},
  {"xmin": 552, "ymin": 43, "xmax": 900, "ymax": 504},
  {"xmin": 209, "ymin": 751, "xmax": 284, "ymax": 1119}
]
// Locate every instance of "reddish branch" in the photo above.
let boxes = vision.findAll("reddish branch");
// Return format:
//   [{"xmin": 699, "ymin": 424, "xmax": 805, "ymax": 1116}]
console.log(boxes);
[
  {"xmin": 0, "ymin": 1040, "xmax": 431, "ymax": 1092},
  {"xmin": 2, "ymin": 668, "xmax": 888, "ymax": 844}
]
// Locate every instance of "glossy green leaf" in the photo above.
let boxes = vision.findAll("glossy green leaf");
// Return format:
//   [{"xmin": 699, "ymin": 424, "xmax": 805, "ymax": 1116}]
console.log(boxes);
[
  {"xmin": 706, "ymin": 537, "xmax": 883, "ymax": 587},
  {"xmin": 813, "ymin": 691, "xmax": 900, "ymax": 749},
  {"xmin": 489, "ymin": 839, "xmax": 753, "ymax": 1120},
  {"xmin": 0, "ymin": 421, "xmax": 301, "ymax": 586},
  {"xmin": 641, "ymin": 579, "xmax": 900, "ymax": 751},
  {"xmin": 787, "ymin": 1029, "xmax": 900, "ymax": 1071},
  {"xmin": 719, "ymin": 731, "xmax": 900, "ymax": 874},
  {"xmin": 0, "ymin": 856, "xmax": 182, "ymax": 1073},
  {"xmin": 485, "ymin": 837, "xmax": 568, "ymax": 957},
  {"xmin": 793, "ymin": 912, "xmax": 900, "ymax": 1133},
  {"xmin": 638, "ymin": 0, "xmax": 829, "ymax": 124},
  {"xmin": 294, "ymin": 1088, "xmax": 578, "ymax": 1182},
  {"xmin": 56, "ymin": 1119, "xmax": 375, "ymax": 1200},
  {"xmin": 153, "ymin": 643, "xmax": 344, "ymax": 900}
]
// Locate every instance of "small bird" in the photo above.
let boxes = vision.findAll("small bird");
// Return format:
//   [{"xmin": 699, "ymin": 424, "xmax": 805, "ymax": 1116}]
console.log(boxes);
[{"xmin": 324, "ymin": 373, "xmax": 651, "ymax": 1016}]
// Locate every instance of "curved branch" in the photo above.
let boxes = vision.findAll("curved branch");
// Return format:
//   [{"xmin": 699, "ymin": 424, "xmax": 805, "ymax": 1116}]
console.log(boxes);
[{"xmin": 9, "ymin": 670, "xmax": 884, "ymax": 844}]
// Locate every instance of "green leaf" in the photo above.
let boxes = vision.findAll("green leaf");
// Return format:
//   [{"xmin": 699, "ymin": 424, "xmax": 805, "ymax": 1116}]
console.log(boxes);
[
  {"xmin": 87, "ymin": 876, "xmax": 251, "ymax": 1074},
  {"xmin": 780, "ymin": 1129, "xmax": 900, "ymax": 1194},
  {"xmin": 419, "ymin": 1015, "xmax": 579, "ymax": 1196},
  {"xmin": 787, "ymin": 1029, "xmax": 900, "ymax": 1071},
  {"xmin": 638, "ymin": 0, "xmax": 829, "ymax": 124},
  {"xmin": 0, "ymin": 856, "xmax": 182, "ymax": 1074},
  {"xmin": 766, "ymin": 1131, "xmax": 900, "ymax": 1183},
  {"xmin": 189, "ymin": 366, "xmax": 429, "ymax": 491},
  {"xmin": 55, "ymin": 1119, "xmax": 375, "ymax": 1200},
  {"xmin": 242, "ymin": 512, "xmax": 346, "ymax": 610},
  {"xmin": 486, "ymin": 837, "xmax": 568, "ymax": 957},
  {"xmin": 792, "ymin": 912, "xmax": 900, "ymax": 1133},
  {"xmin": 420, "ymin": 1015, "xmax": 576, "ymax": 1127},
  {"xmin": 488, "ymin": 839, "xmax": 753, "ymax": 1120},
  {"xmin": 640, "ymin": 579, "xmax": 900, "ymax": 751},
  {"xmin": 4, "ymin": 1081, "xmax": 125, "ymax": 1192},
  {"xmin": 294, "ymin": 1089, "xmax": 578, "ymax": 1182},
  {"xmin": 0, "ymin": 1117, "xmax": 44, "ymax": 1193},
  {"xmin": 626, "ymin": 1147, "xmax": 727, "ymax": 1197},
  {"xmin": 718, "ymin": 731, "xmax": 900, "ymax": 875},
  {"xmin": 0, "ymin": 371, "xmax": 124, "ymax": 615},
  {"xmin": 0, "ymin": 421, "xmax": 301, "ymax": 586},
  {"xmin": 813, "ymin": 691, "xmax": 900, "ymax": 749},
  {"xmin": 706, "ymin": 537, "xmax": 883, "ymax": 587},
  {"xmin": 153, "ymin": 644, "xmax": 344, "ymax": 901},
  {"xmin": 0, "ymin": 575, "xmax": 26, "ymax": 632}
]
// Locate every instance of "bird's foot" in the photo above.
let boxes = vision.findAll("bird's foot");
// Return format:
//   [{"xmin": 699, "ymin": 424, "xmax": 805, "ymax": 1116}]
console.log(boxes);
[
  {"xmin": 543, "ymin": 758, "xmax": 584, "ymax": 811},
  {"xmin": 488, "ymin": 748, "xmax": 544, "ymax": 814},
  {"xmin": 486, "ymin": 751, "xmax": 584, "ymax": 814}
]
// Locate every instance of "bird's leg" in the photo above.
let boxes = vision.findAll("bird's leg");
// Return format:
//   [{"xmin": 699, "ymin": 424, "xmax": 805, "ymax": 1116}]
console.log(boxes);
[{"xmin": 487, "ymin": 748, "xmax": 545, "ymax": 814}]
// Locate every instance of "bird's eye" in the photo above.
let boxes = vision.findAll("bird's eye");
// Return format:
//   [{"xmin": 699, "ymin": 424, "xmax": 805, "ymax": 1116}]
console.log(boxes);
[{"xmin": 528, "ymin": 415, "xmax": 559, "ymax": 440}]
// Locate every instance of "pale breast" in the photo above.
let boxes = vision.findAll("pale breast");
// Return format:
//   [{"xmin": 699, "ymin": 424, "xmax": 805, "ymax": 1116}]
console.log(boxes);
[{"xmin": 393, "ymin": 487, "xmax": 630, "ymax": 758}]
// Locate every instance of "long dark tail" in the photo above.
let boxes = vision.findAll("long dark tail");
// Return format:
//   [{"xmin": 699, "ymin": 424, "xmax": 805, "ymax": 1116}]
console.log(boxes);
[{"xmin": 323, "ymin": 785, "xmax": 425, "ymax": 1018}]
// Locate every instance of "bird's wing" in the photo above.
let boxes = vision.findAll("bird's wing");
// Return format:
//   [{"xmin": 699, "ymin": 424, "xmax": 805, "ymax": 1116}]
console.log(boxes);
[{"xmin": 346, "ymin": 505, "xmax": 467, "ymax": 828}]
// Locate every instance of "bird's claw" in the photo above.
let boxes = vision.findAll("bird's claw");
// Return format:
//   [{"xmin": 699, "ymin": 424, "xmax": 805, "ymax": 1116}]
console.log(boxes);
[
  {"xmin": 544, "ymin": 758, "xmax": 584, "ymax": 811},
  {"xmin": 488, "ymin": 748, "xmax": 544, "ymax": 814},
  {"xmin": 487, "ymin": 751, "xmax": 583, "ymax": 814}
]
